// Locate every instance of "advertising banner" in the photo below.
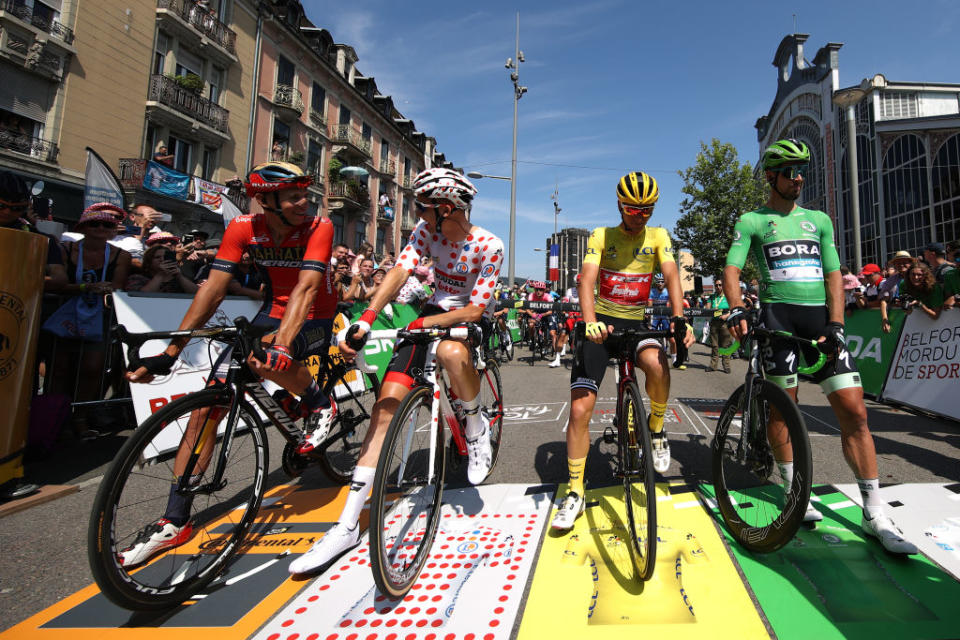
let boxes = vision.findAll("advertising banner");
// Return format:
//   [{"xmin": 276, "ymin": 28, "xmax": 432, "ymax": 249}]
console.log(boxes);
[
  {"xmin": 193, "ymin": 177, "xmax": 227, "ymax": 213},
  {"xmin": 112, "ymin": 292, "xmax": 260, "ymax": 457},
  {"xmin": 882, "ymin": 311, "xmax": 960, "ymax": 420},
  {"xmin": 0, "ymin": 229, "xmax": 47, "ymax": 485},
  {"xmin": 83, "ymin": 147, "xmax": 125, "ymax": 210},
  {"xmin": 142, "ymin": 160, "xmax": 190, "ymax": 199},
  {"xmin": 842, "ymin": 308, "xmax": 905, "ymax": 398}
]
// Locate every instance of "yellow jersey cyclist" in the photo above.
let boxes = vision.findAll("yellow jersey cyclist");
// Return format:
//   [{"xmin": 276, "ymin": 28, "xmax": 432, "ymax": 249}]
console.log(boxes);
[
  {"xmin": 724, "ymin": 138, "xmax": 915, "ymax": 554},
  {"xmin": 552, "ymin": 171, "xmax": 694, "ymax": 530}
]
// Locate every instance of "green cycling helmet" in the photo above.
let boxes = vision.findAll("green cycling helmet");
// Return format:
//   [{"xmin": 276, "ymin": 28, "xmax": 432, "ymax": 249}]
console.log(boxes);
[{"xmin": 762, "ymin": 138, "xmax": 810, "ymax": 170}]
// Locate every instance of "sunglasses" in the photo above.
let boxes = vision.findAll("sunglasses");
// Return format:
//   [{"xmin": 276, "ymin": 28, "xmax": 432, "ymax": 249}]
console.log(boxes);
[
  {"xmin": 621, "ymin": 205, "xmax": 654, "ymax": 217},
  {"xmin": 414, "ymin": 201, "xmax": 435, "ymax": 212},
  {"xmin": 0, "ymin": 201, "xmax": 30, "ymax": 214},
  {"xmin": 775, "ymin": 164, "xmax": 809, "ymax": 180},
  {"xmin": 84, "ymin": 220, "xmax": 118, "ymax": 229}
]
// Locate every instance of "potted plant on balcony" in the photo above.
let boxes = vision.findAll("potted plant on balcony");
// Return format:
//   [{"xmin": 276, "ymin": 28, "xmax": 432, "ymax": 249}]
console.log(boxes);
[
  {"xmin": 328, "ymin": 157, "xmax": 344, "ymax": 183},
  {"xmin": 166, "ymin": 72, "xmax": 205, "ymax": 94},
  {"xmin": 288, "ymin": 150, "xmax": 305, "ymax": 167}
]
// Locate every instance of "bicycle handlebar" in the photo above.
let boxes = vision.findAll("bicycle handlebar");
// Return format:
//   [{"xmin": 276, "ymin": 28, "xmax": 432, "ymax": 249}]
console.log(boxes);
[
  {"xmin": 718, "ymin": 326, "xmax": 828, "ymax": 374},
  {"xmin": 335, "ymin": 324, "xmax": 482, "ymax": 374},
  {"xmin": 573, "ymin": 321, "xmax": 688, "ymax": 368},
  {"xmin": 505, "ymin": 300, "xmax": 719, "ymax": 318},
  {"xmin": 117, "ymin": 317, "xmax": 270, "ymax": 372}
]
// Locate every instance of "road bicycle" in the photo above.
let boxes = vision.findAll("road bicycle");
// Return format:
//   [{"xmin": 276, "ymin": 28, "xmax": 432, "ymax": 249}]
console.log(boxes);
[
  {"xmin": 709, "ymin": 318, "xmax": 828, "ymax": 553},
  {"xmin": 87, "ymin": 318, "xmax": 378, "ymax": 611},
  {"xmin": 350, "ymin": 324, "xmax": 505, "ymax": 598},
  {"xmin": 486, "ymin": 314, "xmax": 514, "ymax": 363},
  {"xmin": 525, "ymin": 315, "xmax": 555, "ymax": 365},
  {"xmin": 577, "ymin": 319, "xmax": 686, "ymax": 583}
]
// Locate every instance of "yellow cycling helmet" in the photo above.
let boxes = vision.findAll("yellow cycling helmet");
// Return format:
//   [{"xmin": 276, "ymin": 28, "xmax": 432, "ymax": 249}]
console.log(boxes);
[{"xmin": 616, "ymin": 171, "xmax": 659, "ymax": 207}]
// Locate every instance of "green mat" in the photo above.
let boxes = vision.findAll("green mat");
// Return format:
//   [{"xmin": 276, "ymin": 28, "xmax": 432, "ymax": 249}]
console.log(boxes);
[{"xmin": 699, "ymin": 484, "xmax": 960, "ymax": 639}]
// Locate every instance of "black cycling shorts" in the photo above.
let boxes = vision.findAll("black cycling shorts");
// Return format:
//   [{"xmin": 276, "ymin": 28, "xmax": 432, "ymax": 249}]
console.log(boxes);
[
  {"xmin": 759, "ymin": 303, "xmax": 861, "ymax": 393},
  {"xmin": 384, "ymin": 305, "xmax": 489, "ymax": 389},
  {"xmin": 570, "ymin": 314, "xmax": 662, "ymax": 394},
  {"xmin": 252, "ymin": 312, "xmax": 333, "ymax": 360}
]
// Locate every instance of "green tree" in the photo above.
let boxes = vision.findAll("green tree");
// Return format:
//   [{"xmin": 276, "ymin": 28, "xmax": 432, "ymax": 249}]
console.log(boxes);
[{"xmin": 673, "ymin": 139, "xmax": 767, "ymax": 282}]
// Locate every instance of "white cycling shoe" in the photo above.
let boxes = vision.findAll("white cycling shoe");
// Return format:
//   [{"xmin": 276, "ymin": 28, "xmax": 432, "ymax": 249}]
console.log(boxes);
[
  {"xmin": 861, "ymin": 513, "xmax": 918, "ymax": 554},
  {"xmin": 551, "ymin": 491, "xmax": 585, "ymax": 531},
  {"xmin": 651, "ymin": 431, "xmax": 670, "ymax": 473},
  {"xmin": 119, "ymin": 518, "xmax": 194, "ymax": 567},
  {"xmin": 297, "ymin": 401, "xmax": 337, "ymax": 454},
  {"xmin": 466, "ymin": 420, "xmax": 493, "ymax": 486},
  {"xmin": 288, "ymin": 522, "xmax": 361, "ymax": 575}
]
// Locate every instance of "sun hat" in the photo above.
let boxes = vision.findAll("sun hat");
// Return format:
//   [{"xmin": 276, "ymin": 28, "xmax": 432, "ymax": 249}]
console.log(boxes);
[
  {"xmin": 146, "ymin": 231, "xmax": 181, "ymax": 246},
  {"xmin": 75, "ymin": 205, "xmax": 124, "ymax": 230}
]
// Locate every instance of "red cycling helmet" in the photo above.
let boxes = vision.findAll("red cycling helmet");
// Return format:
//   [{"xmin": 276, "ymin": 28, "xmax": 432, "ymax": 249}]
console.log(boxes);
[{"xmin": 245, "ymin": 162, "xmax": 313, "ymax": 196}]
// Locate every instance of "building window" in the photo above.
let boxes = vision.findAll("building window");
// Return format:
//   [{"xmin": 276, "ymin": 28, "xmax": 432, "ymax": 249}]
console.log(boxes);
[
  {"xmin": 331, "ymin": 212, "xmax": 344, "ymax": 244},
  {"xmin": 882, "ymin": 133, "xmax": 930, "ymax": 256},
  {"xmin": 362, "ymin": 122, "xmax": 371, "ymax": 144},
  {"xmin": 404, "ymin": 156, "xmax": 411, "ymax": 181},
  {"xmin": 840, "ymin": 134, "xmax": 879, "ymax": 266},
  {"xmin": 307, "ymin": 139, "xmax": 323, "ymax": 180},
  {"xmin": 202, "ymin": 146, "xmax": 217, "ymax": 181},
  {"xmin": 380, "ymin": 138, "xmax": 389, "ymax": 166},
  {"xmin": 208, "ymin": 66, "xmax": 224, "ymax": 104},
  {"xmin": 339, "ymin": 105, "xmax": 351, "ymax": 125},
  {"xmin": 278, "ymin": 56, "xmax": 295, "ymax": 87},
  {"xmin": 376, "ymin": 226, "xmax": 385, "ymax": 256},
  {"xmin": 355, "ymin": 224, "xmax": 366, "ymax": 251},
  {"xmin": 312, "ymin": 82, "xmax": 325, "ymax": 115},
  {"xmin": 168, "ymin": 135, "xmax": 192, "ymax": 173},
  {"xmin": 175, "ymin": 47, "xmax": 203, "ymax": 79},
  {"xmin": 272, "ymin": 119, "xmax": 290, "ymax": 160},
  {"xmin": 880, "ymin": 92, "xmax": 918, "ymax": 120},
  {"xmin": 154, "ymin": 32, "xmax": 168, "ymax": 75},
  {"xmin": 931, "ymin": 133, "xmax": 960, "ymax": 246}
]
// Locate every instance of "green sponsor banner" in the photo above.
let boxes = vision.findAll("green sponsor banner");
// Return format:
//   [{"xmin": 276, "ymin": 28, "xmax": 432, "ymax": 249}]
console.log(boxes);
[
  {"xmin": 842, "ymin": 308, "xmax": 904, "ymax": 397},
  {"xmin": 348, "ymin": 301, "xmax": 421, "ymax": 377},
  {"xmin": 700, "ymin": 484, "xmax": 960, "ymax": 640},
  {"xmin": 507, "ymin": 308, "xmax": 522, "ymax": 342}
]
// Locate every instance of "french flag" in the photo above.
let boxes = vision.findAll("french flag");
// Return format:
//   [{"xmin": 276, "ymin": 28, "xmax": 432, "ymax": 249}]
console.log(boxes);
[{"xmin": 549, "ymin": 243, "xmax": 559, "ymax": 282}]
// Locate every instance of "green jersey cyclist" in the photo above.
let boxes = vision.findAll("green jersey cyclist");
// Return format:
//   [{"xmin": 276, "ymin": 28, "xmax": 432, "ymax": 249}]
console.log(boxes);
[{"xmin": 724, "ymin": 138, "xmax": 915, "ymax": 554}]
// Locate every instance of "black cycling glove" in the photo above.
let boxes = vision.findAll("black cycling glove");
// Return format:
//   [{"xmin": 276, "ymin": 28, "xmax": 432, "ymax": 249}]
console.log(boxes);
[
  {"xmin": 725, "ymin": 306, "xmax": 749, "ymax": 331},
  {"xmin": 137, "ymin": 352, "xmax": 176, "ymax": 375},
  {"xmin": 820, "ymin": 321, "xmax": 846, "ymax": 352}
]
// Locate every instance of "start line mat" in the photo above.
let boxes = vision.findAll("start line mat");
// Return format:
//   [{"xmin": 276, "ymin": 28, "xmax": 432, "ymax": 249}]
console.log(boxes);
[
  {"xmin": 4, "ymin": 484, "xmax": 353, "ymax": 640},
  {"xmin": 518, "ymin": 482, "xmax": 768, "ymax": 639},
  {"xmin": 699, "ymin": 483, "xmax": 960, "ymax": 640},
  {"xmin": 253, "ymin": 483, "xmax": 554, "ymax": 640}
]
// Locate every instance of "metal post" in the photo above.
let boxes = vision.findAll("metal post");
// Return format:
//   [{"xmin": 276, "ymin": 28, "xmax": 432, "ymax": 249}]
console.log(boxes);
[
  {"xmin": 507, "ymin": 13, "xmax": 520, "ymax": 287},
  {"xmin": 845, "ymin": 105, "xmax": 862, "ymax": 272}
]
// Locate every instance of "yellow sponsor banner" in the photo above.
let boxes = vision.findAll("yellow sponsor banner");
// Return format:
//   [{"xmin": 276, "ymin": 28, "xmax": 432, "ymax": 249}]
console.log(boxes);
[
  {"xmin": 518, "ymin": 483, "xmax": 768, "ymax": 638},
  {"xmin": 0, "ymin": 228, "xmax": 47, "ymax": 485}
]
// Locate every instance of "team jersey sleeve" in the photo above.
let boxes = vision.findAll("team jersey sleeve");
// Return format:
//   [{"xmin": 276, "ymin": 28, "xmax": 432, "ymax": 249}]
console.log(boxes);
[
  {"xmin": 468, "ymin": 237, "xmax": 504, "ymax": 309},
  {"xmin": 211, "ymin": 217, "xmax": 248, "ymax": 273},
  {"xmin": 725, "ymin": 214, "xmax": 754, "ymax": 270},
  {"xmin": 817, "ymin": 212, "xmax": 841, "ymax": 274},
  {"xmin": 395, "ymin": 221, "xmax": 430, "ymax": 274},
  {"xmin": 301, "ymin": 218, "xmax": 333, "ymax": 274},
  {"xmin": 656, "ymin": 228, "xmax": 676, "ymax": 266},
  {"xmin": 583, "ymin": 227, "xmax": 604, "ymax": 266}
]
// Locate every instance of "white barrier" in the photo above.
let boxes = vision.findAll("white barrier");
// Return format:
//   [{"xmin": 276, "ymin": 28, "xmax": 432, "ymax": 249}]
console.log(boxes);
[{"xmin": 882, "ymin": 311, "xmax": 960, "ymax": 421}]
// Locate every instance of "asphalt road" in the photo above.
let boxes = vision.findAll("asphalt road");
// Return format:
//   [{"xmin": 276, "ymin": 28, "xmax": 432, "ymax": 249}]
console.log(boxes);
[{"xmin": 2, "ymin": 343, "xmax": 957, "ymax": 631}]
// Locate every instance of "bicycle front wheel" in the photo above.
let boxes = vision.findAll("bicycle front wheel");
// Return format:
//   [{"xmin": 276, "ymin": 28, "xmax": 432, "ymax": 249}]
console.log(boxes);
[
  {"xmin": 369, "ymin": 385, "xmax": 446, "ymax": 598},
  {"xmin": 88, "ymin": 388, "xmax": 268, "ymax": 610},
  {"xmin": 711, "ymin": 379, "xmax": 812, "ymax": 553},
  {"xmin": 319, "ymin": 368, "xmax": 380, "ymax": 484},
  {"xmin": 620, "ymin": 382, "xmax": 657, "ymax": 582},
  {"xmin": 480, "ymin": 359, "xmax": 505, "ymax": 472}
]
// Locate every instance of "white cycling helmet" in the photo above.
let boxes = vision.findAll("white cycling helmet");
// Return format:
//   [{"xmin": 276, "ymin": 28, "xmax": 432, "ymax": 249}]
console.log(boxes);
[{"xmin": 413, "ymin": 168, "xmax": 477, "ymax": 211}]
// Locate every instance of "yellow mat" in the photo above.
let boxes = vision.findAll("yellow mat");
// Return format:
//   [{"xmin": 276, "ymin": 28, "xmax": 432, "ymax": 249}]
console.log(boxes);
[{"xmin": 518, "ymin": 483, "xmax": 768, "ymax": 639}]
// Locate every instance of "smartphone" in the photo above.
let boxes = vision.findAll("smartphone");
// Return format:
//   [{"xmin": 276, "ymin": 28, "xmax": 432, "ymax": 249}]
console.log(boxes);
[
  {"xmin": 182, "ymin": 234, "xmax": 194, "ymax": 244},
  {"xmin": 157, "ymin": 213, "xmax": 172, "ymax": 222}
]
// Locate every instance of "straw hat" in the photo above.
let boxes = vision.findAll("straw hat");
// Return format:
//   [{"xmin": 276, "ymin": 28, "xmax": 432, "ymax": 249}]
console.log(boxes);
[
  {"xmin": 75, "ymin": 203, "xmax": 125, "ymax": 230},
  {"xmin": 890, "ymin": 250, "xmax": 913, "ymax": 265},
  {"xmin": 146, "ymin": 231, "xmax": 181, "ymax": 246}
]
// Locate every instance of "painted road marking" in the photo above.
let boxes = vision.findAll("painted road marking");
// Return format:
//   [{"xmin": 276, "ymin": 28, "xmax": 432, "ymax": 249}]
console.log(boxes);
[
  {"xmin": 520, "ymin": 482, "xmax": 767, "ymax": 638},
  {"xmin": 504, "ymin": 402, "xmax": 568, "ymax": 424}
]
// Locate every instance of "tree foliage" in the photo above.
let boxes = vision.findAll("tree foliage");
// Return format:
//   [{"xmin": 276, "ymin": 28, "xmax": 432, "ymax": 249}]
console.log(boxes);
[{"xmin": 673, "ymin": 139, "xmax": 767, "ymax": 281}]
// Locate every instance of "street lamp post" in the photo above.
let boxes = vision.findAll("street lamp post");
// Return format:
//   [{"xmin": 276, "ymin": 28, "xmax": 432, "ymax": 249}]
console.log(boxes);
[
  {"xmin": 504, "ymin": 13, "xmax": 527, "ymax": 288},
  {"xmin": 833, "ymin": 86, "xmax": 866, "ymax": 272}
]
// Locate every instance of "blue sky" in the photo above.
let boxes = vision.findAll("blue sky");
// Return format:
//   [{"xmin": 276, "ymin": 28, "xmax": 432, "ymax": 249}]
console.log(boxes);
[{"xmin": 308, "ymin": 0, "xmax": 959, "ymax": 279}]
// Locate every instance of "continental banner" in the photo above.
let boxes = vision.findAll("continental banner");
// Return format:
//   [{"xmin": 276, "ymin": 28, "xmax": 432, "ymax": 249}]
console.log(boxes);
[
  {"xmin": 882, "ymin": 310, "xmax": 960, "ymax": 420},
  {"xmin": 842, "ymin": 308, "xmax": 905, "ymax": 398}
]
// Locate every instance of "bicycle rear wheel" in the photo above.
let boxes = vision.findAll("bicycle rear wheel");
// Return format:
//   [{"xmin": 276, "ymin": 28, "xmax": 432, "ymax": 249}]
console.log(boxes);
[
  {"xmin": 711, "ymin": 379, "xmax": 812, "ymax": 553},
  {"xmin": 369, "ymin": 385, "xmax": 446, "ymax": 598},
  {"xmin": 88, "ymin": 388, "xmax": 268, "ymax": 610},
  {"xmin": 480, "ymin": 359, "xmax": 505, "ymax": 472},
  {"xmin": 318, "ymin": 368, "xmax": 381, "ymax": 484},
  {"xmin": 620, "ymin": 382, "xmax": 657, "ymax": 582}
]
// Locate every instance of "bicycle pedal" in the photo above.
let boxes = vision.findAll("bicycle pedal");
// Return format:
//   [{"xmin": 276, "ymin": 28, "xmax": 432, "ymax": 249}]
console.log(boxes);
[{"xmin": 602, "ymin": 426, "xmax": 616, "ymax": 444}]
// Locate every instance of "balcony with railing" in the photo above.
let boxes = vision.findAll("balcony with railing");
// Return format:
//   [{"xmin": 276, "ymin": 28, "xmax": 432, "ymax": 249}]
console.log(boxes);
[
  {"xmin": 156, "ymin": 0, "xmax": 237, "ymax": 62},
  {"xmin": 328, "ymin": 181, "xmax": 369, "ymax": 211},
  {"xmin": 146, "ymin": 74, "xmax": 230, "ymax": 137},
  {"xmin": 377, "ymin": 159, "xmax": 396, "ymax": 179},
  {"xmin": 272, "ymin": 84, "xmax": 304, "ymax": 122},
  {"xmin": 401, "ymin": 175, "xmax": 413, "ymax": 190},
  {"xmin": 118, "ymin": 157, "xmax": 249, "ymax": 212},
  {"xmin": 400, "ymin": 214, "xmax": 417, "ymax": 232},
  {"xmin": 0, "ymin": 127, "xmax": 58, "ymax": 163},
  {"xmin": 0, "ymin": 0, "xmax": 75, "ymax": 45},
  {"xmin": 330, "ymin": 124, "xmax": 372, "ymax": 161}
]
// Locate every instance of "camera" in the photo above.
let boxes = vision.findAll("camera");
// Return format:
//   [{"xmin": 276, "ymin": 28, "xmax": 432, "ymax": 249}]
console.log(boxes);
[
  {"xmin": 899, "ymin": 293, "xmax": 917, "ymax": 310},
  {"xmin": 182, "ymin": 234, "xmax": 194, "ymax": 244}
]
